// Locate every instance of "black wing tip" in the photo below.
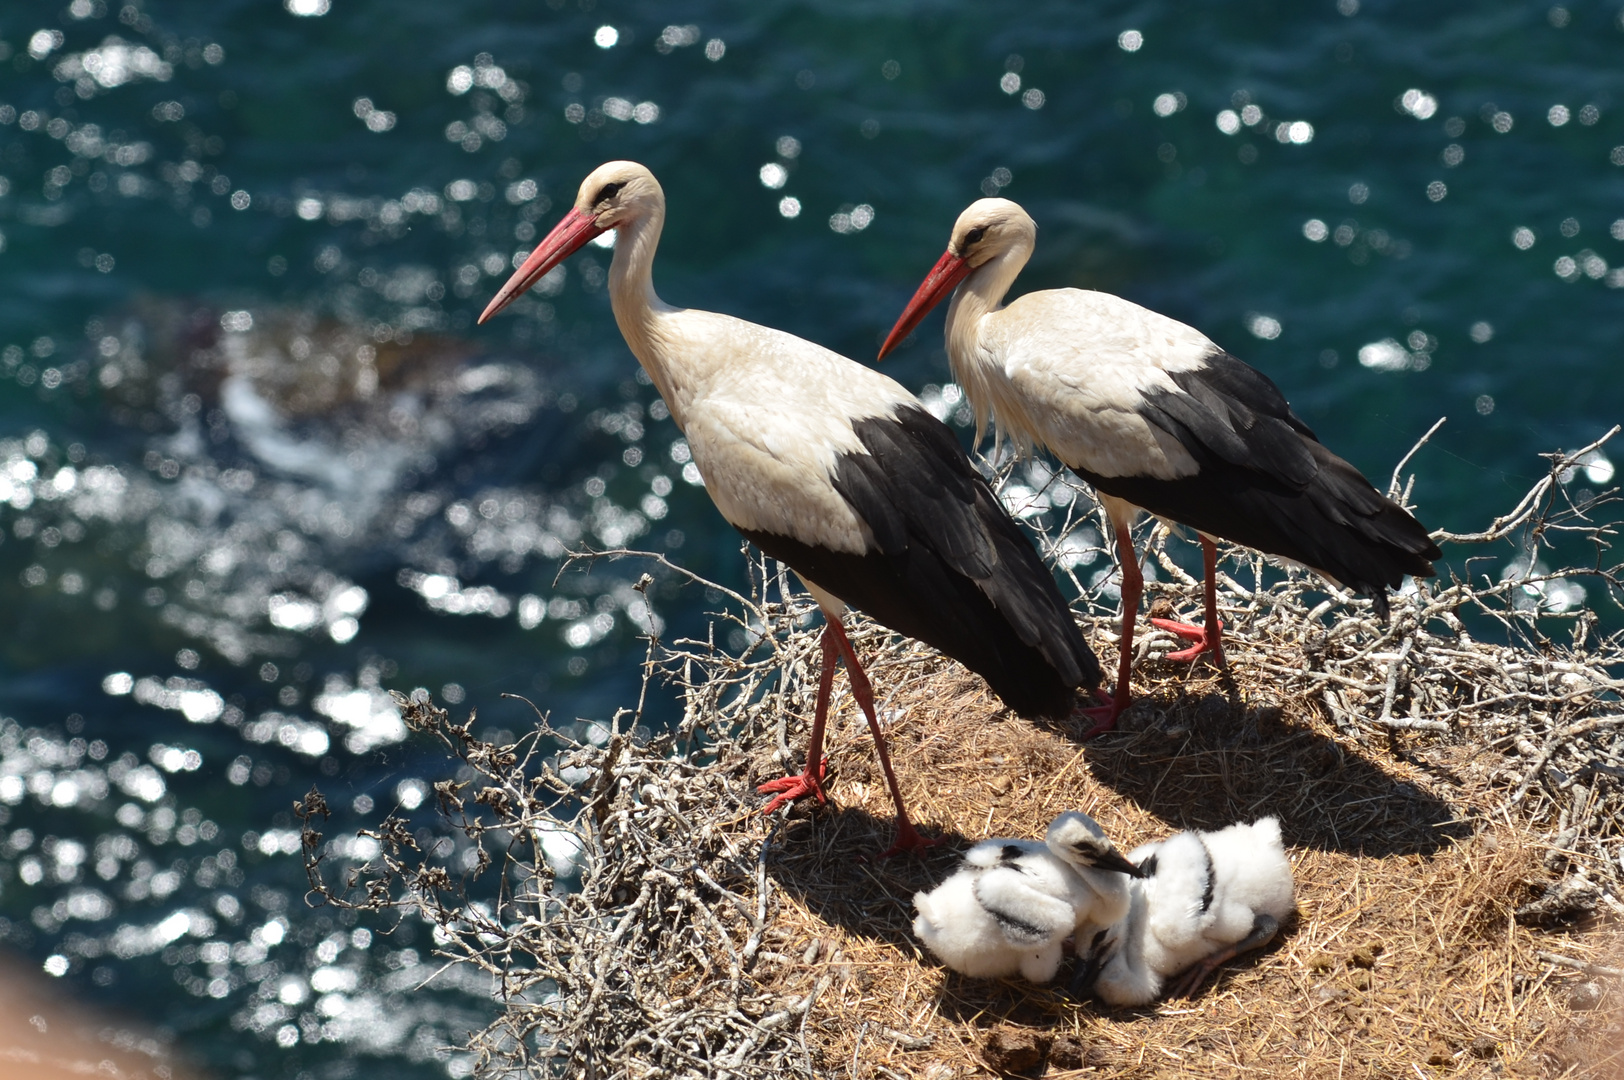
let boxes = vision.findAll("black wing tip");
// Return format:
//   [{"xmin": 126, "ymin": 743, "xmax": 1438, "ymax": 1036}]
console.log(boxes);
[{"xmin": 839, "ymin": 407, "xmax": 1104, "ymax": 713}]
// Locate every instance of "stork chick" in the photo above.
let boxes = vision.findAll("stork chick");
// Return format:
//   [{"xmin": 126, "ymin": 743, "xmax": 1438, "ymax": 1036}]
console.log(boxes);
[
  {"xmin": 913, "ymin": 812, "xmax": 1140, "ymax": 982},
  {"xmin": 1076, "ymin": 817, "xmax": 1295, "ymax": 1005}
]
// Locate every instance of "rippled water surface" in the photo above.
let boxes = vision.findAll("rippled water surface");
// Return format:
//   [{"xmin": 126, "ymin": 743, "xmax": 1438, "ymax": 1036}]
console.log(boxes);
[{"xmin": 1, "ymin": 1, "xmax": 1621, "ymax": 1075}]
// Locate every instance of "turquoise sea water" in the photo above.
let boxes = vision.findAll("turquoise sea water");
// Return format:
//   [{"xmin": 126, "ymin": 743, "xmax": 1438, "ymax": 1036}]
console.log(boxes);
[{"xmin": 0, "ymin": 2, "xmax": 1621, "ymax": 1075}]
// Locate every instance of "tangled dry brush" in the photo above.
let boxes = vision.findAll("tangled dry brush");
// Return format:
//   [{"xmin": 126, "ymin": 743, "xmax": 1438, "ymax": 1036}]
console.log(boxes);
[{"xmin": 299, "ymin": 429, "xmax": 1624, "ymax": 1079}]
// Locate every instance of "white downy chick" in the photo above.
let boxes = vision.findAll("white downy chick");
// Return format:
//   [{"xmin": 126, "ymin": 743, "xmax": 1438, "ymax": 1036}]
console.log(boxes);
[
  {"xmin": 913, "ymin": 813, "xmax": 1140, "ymax": 983},
  {"xmin": 1043, "ymin": 810, "xmax": 1142, "ymax": 938},
  {"xmin": 1080, "ymin": 816, "xmax": 1294, "ymax": 1005}
]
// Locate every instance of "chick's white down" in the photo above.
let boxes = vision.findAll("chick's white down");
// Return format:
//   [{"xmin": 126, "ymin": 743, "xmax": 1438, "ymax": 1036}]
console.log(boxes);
[
  {"xmin": 912, "ymin": 812, "xmax": 1136, "ymax": 983},
  {"xmin": 1083, "ymin": 817, "xmax": 1295, "ymax": 1005}
]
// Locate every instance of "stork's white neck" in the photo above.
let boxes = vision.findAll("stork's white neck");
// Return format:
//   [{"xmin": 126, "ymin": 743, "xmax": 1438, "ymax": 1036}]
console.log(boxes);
[
  {"xmin": 945, "ymin": 242, "xmax": 1029, "ymax": 350},
  {"xmin": 606, "ymin": 203, "xmax": 687, "ymax": 427},
  {"xmin": 944, "ymin": 240, "xmax": 1034, "ymax": 445}
]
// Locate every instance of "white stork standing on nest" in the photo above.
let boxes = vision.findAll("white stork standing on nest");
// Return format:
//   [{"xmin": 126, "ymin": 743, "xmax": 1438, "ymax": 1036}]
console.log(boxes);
[
  {"xmin": 480, "ymin": 164, "xmax": 1102, "ymax": 855},
  {"xmin": 880, "ymin": 198, "xmax": 1440, "ymax": 731}
]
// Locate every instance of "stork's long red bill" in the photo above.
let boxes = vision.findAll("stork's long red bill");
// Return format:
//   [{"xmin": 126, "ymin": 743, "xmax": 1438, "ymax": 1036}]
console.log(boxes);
[
  {"xmin": 877, "ymin": 248, "xmax": 972, "ymax": 360},
  {"xmin": 478, "ymin": 207, "xmax": 606, "ymax": 324}
]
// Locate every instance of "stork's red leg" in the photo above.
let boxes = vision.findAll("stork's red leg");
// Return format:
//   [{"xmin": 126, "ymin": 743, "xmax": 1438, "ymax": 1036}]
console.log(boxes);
[
  {"xmin": 827, "ymin": 619, "xmax": 941, "ymax": 857},
  {"xmin": 757, "ymin": 622, "xmax": 837, "ymax": 812},
  {"xmin": 1148, "ymin": 535, "xmax": 1227, "ymax": 667},
  {"xmin": 1164, "ymin": 914, "xmax": 1280, "ymax": 999},
  {"xmin": 1078, "ymin": 518, "xmax": 1143, "ymax": 737}
]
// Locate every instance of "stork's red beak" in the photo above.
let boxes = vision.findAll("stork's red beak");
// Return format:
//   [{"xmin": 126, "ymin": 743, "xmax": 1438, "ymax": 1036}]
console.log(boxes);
[
  {"xmin": 478, "ymin": 207, "xmax": 607, "ymax": 324},
  {"xmin": 877, "ymin": 248, "xmax": 972, "ymax": 359}
]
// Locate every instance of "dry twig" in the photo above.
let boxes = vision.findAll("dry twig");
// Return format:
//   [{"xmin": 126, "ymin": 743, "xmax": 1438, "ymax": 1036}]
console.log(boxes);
[{"xmin": 295, "ymin": 434, "xmax": 1624, "ymax": 1078}]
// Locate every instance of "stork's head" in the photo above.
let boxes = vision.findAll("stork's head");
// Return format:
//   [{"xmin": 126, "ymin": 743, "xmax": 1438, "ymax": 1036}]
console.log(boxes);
[
  {"xmin": 571, "ymin": 160, "xmax": 664, "ymax": 231},
  {"xmin": 1045, "ymin": 811, "xmax": 1143, "ymax": 878},
  {"xmin": 946, "ymin": 198, "xmax": 1037, "ymax": 268},
  {"xmin": 479, "ymin": 161, "xmax": 663, "ymax": 324},
  {"xmin": 877, "ymin": 198, "xmax": 1037, "ymax": 358}
]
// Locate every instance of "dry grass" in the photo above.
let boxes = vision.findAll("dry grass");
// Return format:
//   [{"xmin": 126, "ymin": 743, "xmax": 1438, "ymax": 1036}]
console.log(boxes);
[
  {"xmin": 298, "ymin": 435, "xmax": 1624, "ymax": 1079},
  {"xmin": 733, "ymin": 644, "xmax": 1622, "ymax": 1079}
]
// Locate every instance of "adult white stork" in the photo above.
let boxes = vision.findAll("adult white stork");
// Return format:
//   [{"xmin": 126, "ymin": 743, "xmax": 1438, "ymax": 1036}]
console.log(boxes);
[
  {"xmin": 880, "ymin": 198, "xmax": 1440, "ymax": 730},
  {"xmin": 480, "ymin": 164, "xmax": 1101, "ymax": 855}
]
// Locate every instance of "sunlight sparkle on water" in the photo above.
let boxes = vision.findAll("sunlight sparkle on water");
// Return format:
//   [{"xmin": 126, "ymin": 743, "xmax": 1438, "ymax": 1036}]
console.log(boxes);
[
  {"xmin": 52, "ymin": 40, "xmax": 173, "ymax": 89},
  {"xmin": 1275, "ymin": 121, "xmax": 1314, "ymax": 144},
  {"xmin": 657, "ymin": 25, "xmax": 701, "ymax": 51},
  {"xmin": 1400, "ymin": 89, "xmax": 1438, "ymax": 120},
  {"xmin": 1246, "ymin": 314, "xmax": 1282, "ymax": 340},
  {"xmin": 829, "ymin": 204, "xmax": 874, "ymax": 234},
  {"xmin": 1153, "ymin": 92, "xmax": 1185, "ymax": 117}
]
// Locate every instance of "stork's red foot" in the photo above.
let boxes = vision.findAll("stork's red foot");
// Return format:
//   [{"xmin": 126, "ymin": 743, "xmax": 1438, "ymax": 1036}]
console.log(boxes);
[
  {"xmin": 1148, "ymin": 616, "xmax": 1226, "ymax": 666},
  {"xmin": 757, "ymin": 756, "xmax": 830, "ymax": 815},
  {"xmin": 1074, "ymin": 687, "xmax": 1128, "ymax": 739},
  {"xmin": 873, "ymin": 817, "xmax": 944, "ymax": 859}
]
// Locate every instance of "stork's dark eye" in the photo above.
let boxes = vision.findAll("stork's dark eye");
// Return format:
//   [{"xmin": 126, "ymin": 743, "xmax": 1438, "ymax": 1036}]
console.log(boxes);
[
  {"xmin": 964, "ymin": 226, "xmax": 986, "ymax": 246},
  {"xmin": 596, "ymin": 182, "xmax": 625, "ymax": 203}
]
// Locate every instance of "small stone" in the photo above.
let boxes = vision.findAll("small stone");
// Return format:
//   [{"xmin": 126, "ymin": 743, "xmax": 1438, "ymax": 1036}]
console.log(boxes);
[
  {"xmin": 1084, "ymin": 1045, "xmax": 1117, "ymax": 1068},
  {"xmin": 1516, "ymin": 878, "xmax": 1601, "ymax": 927},
  {"xmin": 1048, "ymin": 1035, "xmax": 1086, "ymax": 1070},
  {"xmin": 988, "ymin": 775, "xmax": 1012, "ymax": 795},
  {"xmin": 1116, "ymin": 702, "xmax": 1157, "ymax": 732},
  {"xmin": 1567, "ymin": 980, "xmax": 1603, "ymax": 1010},
  {"xmin": 981, "ymin": 1029, "xmax": 1050, "ymax": 1073}
]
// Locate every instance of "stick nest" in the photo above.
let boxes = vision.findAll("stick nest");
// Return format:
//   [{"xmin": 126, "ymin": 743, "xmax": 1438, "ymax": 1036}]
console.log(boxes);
[{"xmin": 299, "ymin": 433, "xmax": 1624, "ymax": 1079}]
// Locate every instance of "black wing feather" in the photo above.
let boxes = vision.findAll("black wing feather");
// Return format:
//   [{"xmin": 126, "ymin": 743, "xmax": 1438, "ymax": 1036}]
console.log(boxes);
[
  {"xmin": 1078, "ymin": 350, "xmax": 1439, "ymax": 613},
  {"xmin": 741, "ymin": 404, "xmax": 1101, "ymax": 719}
]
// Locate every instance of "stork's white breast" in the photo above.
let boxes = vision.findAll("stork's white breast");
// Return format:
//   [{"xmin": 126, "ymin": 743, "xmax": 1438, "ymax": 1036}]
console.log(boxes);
[
  {"xmin": 665, "ymin": 312, "xmax": 915, "ymax": 554},
  {"xmin": 977, "ymin": 289, "xmax": 1220, "ymax": 480}
]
